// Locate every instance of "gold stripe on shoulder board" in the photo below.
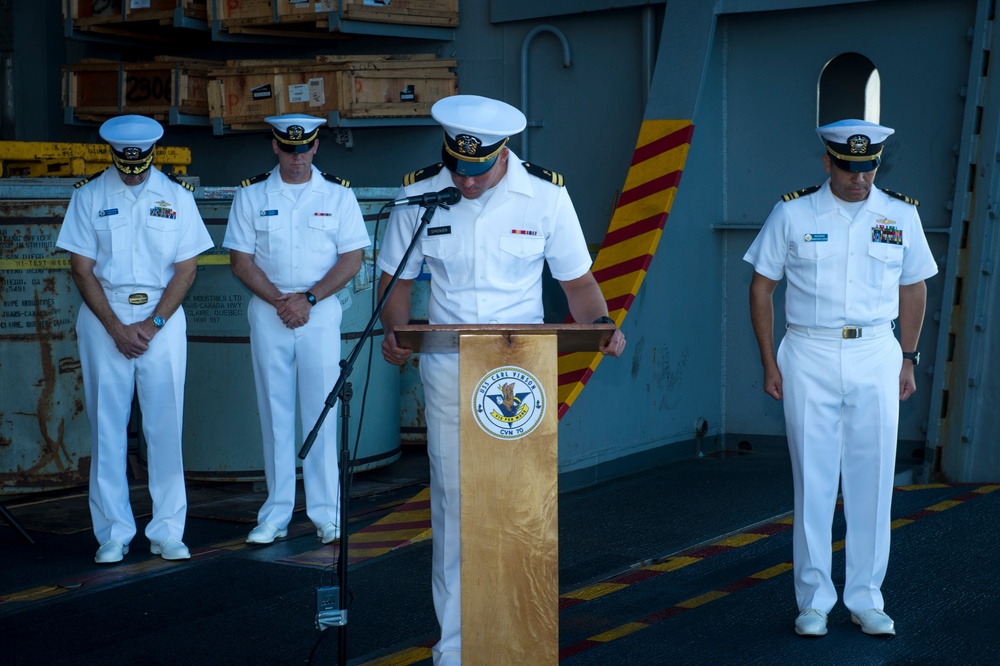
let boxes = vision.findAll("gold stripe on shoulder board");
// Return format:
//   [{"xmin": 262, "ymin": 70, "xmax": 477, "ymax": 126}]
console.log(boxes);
[
  {"xmin": 522, "ymin": 162, "xmax": 564, "ymax": 186},
  {"xmin": 780, "ymin": 185, "xmax": 820, "ymax": 202},
  {"xmin": 882, "ymin": 188, "xmax": 920, "ymax": 206}
]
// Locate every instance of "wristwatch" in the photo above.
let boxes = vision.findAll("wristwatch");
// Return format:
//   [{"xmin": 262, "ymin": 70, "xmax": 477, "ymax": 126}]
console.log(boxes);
[
  {"xmin": 593, "ymin": 316, "xmax": 614, "ymax": 325},
  {"xmin": 902, "ymin": 351, "xmax": 920, "ymax": 366},
  {"xmin": 304, "ymin": 291, "xmax": 317, "ymax": 306},
  {"xmin": 152, "ymin": 315, "xmax": 165, "ymax": 329}
]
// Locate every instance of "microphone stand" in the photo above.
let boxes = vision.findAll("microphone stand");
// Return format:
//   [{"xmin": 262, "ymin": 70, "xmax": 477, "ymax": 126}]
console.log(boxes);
[{"xmin": 299, "ymin": 200, "xmax": 448, "ymax": 665}]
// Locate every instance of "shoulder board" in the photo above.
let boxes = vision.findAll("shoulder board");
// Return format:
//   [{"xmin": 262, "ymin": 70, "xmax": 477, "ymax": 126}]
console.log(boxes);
[
  {"xmin": 74, "ymin": 169, "xmax": 105, "ymax": 188},
  {"xmin": 167, "ymin": 172, "xmax": 195, "ymax": 192},
  {"xmin": 322, "ymin": 172, "xmax": 350, "ymax": 188},
  {"xmin": 240, "ymin": 172, "xmax": 270, "ymax": 188},
  {"xmin": 522, "ymin": 162, "xmax": 564, "ymax": 186},
  {"xmin": 780, "ymin": 185, "xmax": 820, "ymax": 202},
  {"xmin": 403, "ymin": 163, "xmax": 444, "ymax": 187},
  {"xmin": 881, "ymin": 188, "xmax": 919, "ymax": 206}
]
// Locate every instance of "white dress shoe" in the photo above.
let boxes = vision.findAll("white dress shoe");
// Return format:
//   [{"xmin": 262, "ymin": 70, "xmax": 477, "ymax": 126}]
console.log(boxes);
[
  {"xmin": 851, "ymin": 608, "xmax": 895, "ymax": 636},
  {"xmin": 317, "ymin": 522, "xmax": 340, "ymax": 544},
  {"xmin": 246, "ymin": 523, "xmax": 287, "ymax": 544},
  {"xmin": 794, "ymin": 608, "xmax": 828, "ymax": 636},
  {"xmin": 151, "ymin": 538, "xmax": 191, "ymax": 561},
  {"xmin": 95, "ymin": 540, "xmax": 128, "ymax": 564}
]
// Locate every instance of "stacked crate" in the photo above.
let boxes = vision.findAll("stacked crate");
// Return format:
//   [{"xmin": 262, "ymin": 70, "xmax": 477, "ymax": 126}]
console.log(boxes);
[
  {"xmin": 207, "ymin": 54, "xmax": 458, "ymax": 130},
  {"xmin": 63, "ymin": 56, "xmax": 222, "ymax": 123},
  {"xmin": 208, "ymin": 0, "xmax": 458, "ymax": 32},
  {"xmin": 64, "ymin": 0, "xmax": 208, "ymax": 28}
]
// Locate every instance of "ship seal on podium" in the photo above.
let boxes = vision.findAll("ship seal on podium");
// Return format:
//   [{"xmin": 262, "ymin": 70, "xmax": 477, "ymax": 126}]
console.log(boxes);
[{"xmin": 472, "ymin": 366, "xmax": 546, "ymax": 440}]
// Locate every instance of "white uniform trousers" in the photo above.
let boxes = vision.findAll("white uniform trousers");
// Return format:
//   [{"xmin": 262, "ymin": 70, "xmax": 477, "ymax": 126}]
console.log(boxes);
[
  {"xmin": 248, "ymin": 295, "xmax": 341, "ymax": 531},
  {"xmin": 77, "ymin": 300, "xmax": 189, "ymax": 547},
  {"xmin": 777, "ymin": 327, "xmax": 900, "ymax": 614},
  {"xmin": 420, "ymin": 352, "xmax": 462, "ymax": 666}
]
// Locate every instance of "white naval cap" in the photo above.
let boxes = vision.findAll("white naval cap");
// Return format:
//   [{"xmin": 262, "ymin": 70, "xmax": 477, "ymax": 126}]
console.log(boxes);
[
  {"xmin": 816, "ymin": 119, "xmax": 894, "ymax": 173},
  {"xmin": 431, "ymin": 95, "xmax": 527, "ymax": 177},
  {"xmin": 265, "ymin": 114, "xmax": 326, "ymax": 153},
  {"xmin": 99, "ymin": 114, "xmax": 163, "ymax": 175}
]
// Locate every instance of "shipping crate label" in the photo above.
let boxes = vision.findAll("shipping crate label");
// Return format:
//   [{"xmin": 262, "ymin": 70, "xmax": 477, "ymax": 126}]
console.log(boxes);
[
  {"xmin": 126, "ymin": 72, "xmax": 173, "ymax": 107},
  {"xmin": 251, "ymin": 84, "xmax": 273, "ymax": 100},
  {"xmin": 308, "ymin": 78, "xmax": 325, "ymax": 106},
  {"xmin": 364, "ymin": 0, "xmax": 391, "ymax": 5},
  {"xmin": 130, "ymin": 0, "xmax": 151, "ymax": 8},
  {"xmin": 288, "ymin": 84, "xmax": 309, "ymax": 103}
]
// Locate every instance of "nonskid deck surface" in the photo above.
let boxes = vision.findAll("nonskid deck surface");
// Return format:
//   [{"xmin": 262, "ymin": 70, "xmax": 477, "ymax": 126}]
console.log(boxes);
[{"xmin": 1, "ymin": 444, "xmax": 996, "ymax": 666}]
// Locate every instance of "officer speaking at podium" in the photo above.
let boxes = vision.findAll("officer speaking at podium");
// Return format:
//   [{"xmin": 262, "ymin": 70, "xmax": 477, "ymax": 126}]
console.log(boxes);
[{"xmin": 376, "ymin": 94, "xmax": 626, "ymax": 666}]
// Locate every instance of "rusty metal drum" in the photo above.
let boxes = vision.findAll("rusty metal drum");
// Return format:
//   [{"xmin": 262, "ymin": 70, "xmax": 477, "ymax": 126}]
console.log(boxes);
[{"xmin": 0, "ymin": 180, "xmax": 401, "ymax": 494}]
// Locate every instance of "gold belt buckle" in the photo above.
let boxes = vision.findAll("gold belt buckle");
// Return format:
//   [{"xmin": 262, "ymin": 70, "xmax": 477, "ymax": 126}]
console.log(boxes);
[
  {"xmin": 842, "ymin": 326, "xmax": 862, "ymax": 339},
  {"xmin": 128, "ymin": 293, "xmax": 149, "ymax": 305}
]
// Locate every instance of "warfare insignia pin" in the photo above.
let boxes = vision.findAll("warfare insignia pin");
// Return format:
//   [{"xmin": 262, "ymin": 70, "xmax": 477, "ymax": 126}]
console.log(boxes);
[{"xmin": 288, "ymin": 125, "xmax": 304, "ymax": 140}]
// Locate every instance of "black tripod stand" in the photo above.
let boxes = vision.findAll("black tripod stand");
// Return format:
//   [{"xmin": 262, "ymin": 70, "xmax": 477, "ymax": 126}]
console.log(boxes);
[
  {"xmin": 298, "ymin": 198, "xmax": 448, "ymax": 665},
  {"xmin": 0, "ymin": 501, "xmax": 35, "ymax": 545}
]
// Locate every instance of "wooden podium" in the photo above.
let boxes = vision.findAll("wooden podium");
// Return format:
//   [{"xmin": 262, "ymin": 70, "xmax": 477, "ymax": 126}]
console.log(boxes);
[{"xmin": 395, "ymin": 323, "xmax": 612, "ymax": 665}]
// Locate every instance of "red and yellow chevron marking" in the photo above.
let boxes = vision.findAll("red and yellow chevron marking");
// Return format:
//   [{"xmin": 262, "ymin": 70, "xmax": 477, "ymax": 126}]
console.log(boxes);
[
  {"xmin": 279, "ymin": 487, "xmax": 432, "ymax": 568},
  {"xmin": 557, "ymin": 120, "xmax": 695, "ymax": 418}
]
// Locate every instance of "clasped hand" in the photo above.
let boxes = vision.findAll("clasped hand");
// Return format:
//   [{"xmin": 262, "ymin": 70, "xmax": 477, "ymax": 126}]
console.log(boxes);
[
  {"xmin": 113, "ymin": 320, "xmax": 155, "ymax": 359},
  {"xmin": 275, "ymin": 292, "xmax": 312, "ymax": 329}
]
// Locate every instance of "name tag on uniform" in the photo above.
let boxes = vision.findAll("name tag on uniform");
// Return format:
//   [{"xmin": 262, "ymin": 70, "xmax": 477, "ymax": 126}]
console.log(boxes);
[
  {"xmin": 99, "ymin": 208, "xmax": 118, "ymax": 217},
  {"xmin": 427, "ymin": 226, "xmax": 451, "ymax": 236},
  {"xmin": 804, "ymin": 233, "xmax": 828, "ymax": 242},
  {"xmin": 259, "ymin": 209, "xmax": 278, "ymax": 217}
]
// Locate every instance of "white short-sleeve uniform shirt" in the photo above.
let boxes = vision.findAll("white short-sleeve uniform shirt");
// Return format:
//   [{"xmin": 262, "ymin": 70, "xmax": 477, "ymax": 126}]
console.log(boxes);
[
  {"xmin": 743, "ymin": 180, "xmax": 938, "ymax": 327},
  {"xmin": 57, "ymin": 168, "xmax": 213, "ymax": 288},
  {"xmin": 376, "ymin": 152, "xmax": 592, "ymax": 325},
  {"xmin": 222, "ymin": 166, "xmax": 371, "ymax": 289}
]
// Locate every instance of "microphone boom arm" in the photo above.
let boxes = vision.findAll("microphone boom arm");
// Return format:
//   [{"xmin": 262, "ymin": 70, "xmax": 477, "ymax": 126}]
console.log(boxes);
[{"xmin": 298, "ymin": 201, "xmax": 445, "ymax": 460}]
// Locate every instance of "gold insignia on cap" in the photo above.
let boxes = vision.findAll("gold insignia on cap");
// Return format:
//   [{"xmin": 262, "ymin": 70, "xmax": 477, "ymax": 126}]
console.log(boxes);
[
  {"xmin": 287, "ymin": 125, "xmax": 305, "ymax": 140},
  {"xmin": 124, "ymin": 147, "xmax": 141, "ymax": 160},
  {"xmin": 848, "ymin": 134, "xmax": 870, "ymax": 155},
  {"xmin": 456, "ymin": 134, "xmax": 482, "ymax": 156}
]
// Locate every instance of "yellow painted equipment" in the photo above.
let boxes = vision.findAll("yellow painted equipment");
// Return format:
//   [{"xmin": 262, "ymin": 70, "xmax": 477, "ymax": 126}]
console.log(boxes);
[{"xmin": 0, "ymin": 141, "xmax": 190, "ymax": 178}]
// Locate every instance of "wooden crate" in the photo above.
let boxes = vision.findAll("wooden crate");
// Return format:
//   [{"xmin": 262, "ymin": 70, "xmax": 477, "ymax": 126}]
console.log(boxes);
[
  {"xmin": 209, "ymin": 0, "xmax": 457, "ymax": 29},
  {"xmin": 336, "ymin": 66, "xmax": 456, "ymax": 118},
  {"xmin": 341, "ymin": 0, "xmax": 458, "ymax": 27},
  {"xmin": 207, "ymin": 55, "xmax": 457, "ymax": 129},
  {"xmin": 64, "ymin": 0, "xmax": 207, "ymax": 26},
  {"xmin": 207, "ymin": 62, "xmax": 343, "ymax": 130},
  {"xmin": 64, "ymin": 57, "xmax": 221, "ymax": 122}
]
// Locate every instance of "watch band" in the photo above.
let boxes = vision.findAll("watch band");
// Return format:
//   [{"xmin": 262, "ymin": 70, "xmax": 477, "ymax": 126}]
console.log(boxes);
[
  {"xmin": 304, "ymin": 291, "xmax": 317, "ymax": 306},
  {"xmin": 902, "ymin": 351, "xmax": 920, "ymax": 366}
]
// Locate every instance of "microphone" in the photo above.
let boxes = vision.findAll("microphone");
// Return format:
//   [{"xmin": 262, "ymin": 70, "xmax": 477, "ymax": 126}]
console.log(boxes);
[{"xmin": 388, "ymin": 187, "xmax": 462, "ymax": 208}]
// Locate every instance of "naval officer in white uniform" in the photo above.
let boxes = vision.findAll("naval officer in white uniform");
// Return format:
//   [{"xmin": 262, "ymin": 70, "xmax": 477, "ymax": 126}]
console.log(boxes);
[
  {"xmin": 745, "ymin": 119, "xmax": 938, "ymax": 637},
  {"xmin": 223, "ymin": 114, "xmax": 370, "ymax": 547},
  {"xmin": 376, "ymin": 94, "xmax": 626, "ymax": 666},
  {"xmin": 57, "ymin": 114, "xmax": 213, "ymax": 564}
]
